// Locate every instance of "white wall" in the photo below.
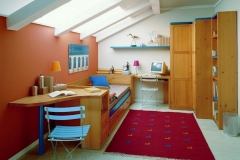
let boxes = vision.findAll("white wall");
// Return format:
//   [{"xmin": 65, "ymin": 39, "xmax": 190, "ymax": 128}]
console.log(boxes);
[
  {"xmin": 215, "ymin": 0, "xmax": 240, "ymax": 115},
  {"xmin": 98, "ymin": 8, "xmax": 215, "ymax": 73},
  {"xmin": 98, "ymin": 8, "xmax": 215, "ymax": 101}
]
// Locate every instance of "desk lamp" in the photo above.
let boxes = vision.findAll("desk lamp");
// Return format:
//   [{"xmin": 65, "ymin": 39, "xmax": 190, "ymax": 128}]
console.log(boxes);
[
  {"xmin": 133, "ymin": 60, "xmax": 139, "ymax": 75},
  {"xmin": 51, "ymin": 61, "xmax": 61, "ymax": 86}
]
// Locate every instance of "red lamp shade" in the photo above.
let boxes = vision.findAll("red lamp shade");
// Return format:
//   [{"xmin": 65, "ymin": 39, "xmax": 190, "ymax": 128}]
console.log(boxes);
[{"xmin": 133, "ymin": 60, "xmax": 139, "ymax": 66}]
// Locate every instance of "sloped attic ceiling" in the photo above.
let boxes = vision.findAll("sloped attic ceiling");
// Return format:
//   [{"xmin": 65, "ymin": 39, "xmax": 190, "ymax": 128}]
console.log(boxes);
[{"xmin": 0, "ymin": 0, "xmax": 221, "ymax": 42}]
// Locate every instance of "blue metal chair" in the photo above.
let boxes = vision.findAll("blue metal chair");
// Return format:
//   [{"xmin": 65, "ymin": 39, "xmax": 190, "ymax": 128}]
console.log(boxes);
[{"xmin": 44, "ymin": 106, "xmax": 90, "ymax": 159}]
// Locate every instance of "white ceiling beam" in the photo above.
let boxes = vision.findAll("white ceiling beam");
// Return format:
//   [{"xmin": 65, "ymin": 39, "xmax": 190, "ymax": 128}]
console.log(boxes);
[
  {"xmin": 120, "ymin": 0, "xmax": 142, "ymax": 10},
  {"xmin": 215, "ymin": 0, "xmax": 223, "ymax": 7},
  {"xmin": 130, "ymin": 4, "xmax": 151, "ymax": 18},
  {"xmin": 80, "ymin": 1, "xmax": 151, "ymax": 40},
  {"xmin": 95, "ymin": 9, "xmax": 153, "ymax": 42},
  {"xmin": 149, "ymin": 0, "xmax": 160, "ymax": 14},
  {"xmin": 161, "ymin": 5, "xmax": 215, "ymax": 10},
  {"xmin": 54, "ymin": 0, "xmax": 122, "ymax": 37},
  {"xmin": 7, "ymin": 0, "xmax": 70, "ymax": 31}
]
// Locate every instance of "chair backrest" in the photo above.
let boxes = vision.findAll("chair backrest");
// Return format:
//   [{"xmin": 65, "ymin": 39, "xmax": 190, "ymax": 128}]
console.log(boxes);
[
  {"xmin": 44, "ymin": 106, "xmax": 86, "ymax": 135},
  {"xmin": 44, "ymin": 106, "xmax": 85, "ymax": 121}
]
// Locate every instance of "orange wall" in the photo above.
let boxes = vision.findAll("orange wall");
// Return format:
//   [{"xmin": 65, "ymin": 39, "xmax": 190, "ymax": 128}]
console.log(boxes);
[{"xmin": 0, "ymin": 16, "xmax": 98, "ymax": 159}]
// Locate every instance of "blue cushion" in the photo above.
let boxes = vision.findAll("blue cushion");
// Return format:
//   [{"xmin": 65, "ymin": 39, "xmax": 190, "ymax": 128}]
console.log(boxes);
[{"xmin": 89, "ymin": 76, "xmax": 110, "ymax": 88}]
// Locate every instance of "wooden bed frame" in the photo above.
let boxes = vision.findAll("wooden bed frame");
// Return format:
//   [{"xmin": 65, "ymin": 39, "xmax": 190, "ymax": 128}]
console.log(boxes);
[{"xmin": 67, "ymin": 72, "xmax": 133, "ymax": 149}]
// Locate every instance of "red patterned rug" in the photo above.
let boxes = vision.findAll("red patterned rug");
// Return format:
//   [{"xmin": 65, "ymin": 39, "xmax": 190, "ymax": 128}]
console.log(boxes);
[{"xmin": 105, "ymin": 110, "xmax": 215, "ymax": 160}]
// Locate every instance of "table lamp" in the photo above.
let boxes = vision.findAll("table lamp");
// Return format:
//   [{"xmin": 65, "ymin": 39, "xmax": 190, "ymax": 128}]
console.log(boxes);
[
  {"xmin": 133, "ymin": 60, "xmax": 139, "ymax": 75},
  {"xmin": 51, "ymin": 61, "xmax": 61, "ymax": 86}
]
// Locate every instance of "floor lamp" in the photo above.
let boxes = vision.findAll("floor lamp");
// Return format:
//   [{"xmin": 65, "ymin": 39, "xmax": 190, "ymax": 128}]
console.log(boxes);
[{"xmin": 133, "ymin": 60, "xmax": 139, "ymax": 75}]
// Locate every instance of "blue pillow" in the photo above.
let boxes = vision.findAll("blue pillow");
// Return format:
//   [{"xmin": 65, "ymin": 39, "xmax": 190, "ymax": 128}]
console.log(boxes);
[{"xmin": 89, "ymin": 76, "xmax": 110, "ymax": 88}]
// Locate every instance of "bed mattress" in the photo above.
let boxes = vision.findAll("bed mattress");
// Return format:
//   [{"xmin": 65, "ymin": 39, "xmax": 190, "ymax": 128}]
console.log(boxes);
[{"xmin": 109, "ymin": 85, "xmax": 130, "ymax": 117}]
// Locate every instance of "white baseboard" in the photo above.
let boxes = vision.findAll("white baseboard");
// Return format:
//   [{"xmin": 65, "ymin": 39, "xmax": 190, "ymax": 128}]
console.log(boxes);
[{"xmin": 9, "ymin": 133, "xmax": 48, "ymax": 160}]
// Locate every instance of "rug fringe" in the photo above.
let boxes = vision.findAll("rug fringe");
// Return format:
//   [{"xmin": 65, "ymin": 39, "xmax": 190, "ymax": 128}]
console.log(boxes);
[{"xmin": 103, "ymin": 152, "xmax": 177, "ymax": 160}]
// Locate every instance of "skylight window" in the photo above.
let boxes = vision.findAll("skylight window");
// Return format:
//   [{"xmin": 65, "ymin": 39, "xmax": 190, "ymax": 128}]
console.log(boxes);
[
  {"xmin": 34, "ymin": 0, "xmax": 113, "ymax": 29},
  {"xmin": 72, "ymin": 6, "xmax": 124, "ymax": 34}
]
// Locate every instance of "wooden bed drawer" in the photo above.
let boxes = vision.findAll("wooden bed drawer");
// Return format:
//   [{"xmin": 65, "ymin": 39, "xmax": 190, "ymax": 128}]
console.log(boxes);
[
  {"xmin": 109, "ymin": 104, "xmax": 125, "ymax": 133},
  {"xmin": 123, "ymin": 96, "xmax": 131, "ymax": 110},
  {"xmin": 101, "ymin": 112, "xmax": 109, "ymax": 129},
  {"xmin": 101, "ymin": 124, "xmax": 109, "ymax": 146}
]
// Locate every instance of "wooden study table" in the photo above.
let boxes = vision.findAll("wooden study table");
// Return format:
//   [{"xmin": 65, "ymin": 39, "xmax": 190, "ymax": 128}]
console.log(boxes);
[
  {"xmin": 133, "ymin": 74, "xmax": 170, "ymax": 104},
  {"xmin": 8, "ymin": 88, "xmax": 109, "ymax": 155}
]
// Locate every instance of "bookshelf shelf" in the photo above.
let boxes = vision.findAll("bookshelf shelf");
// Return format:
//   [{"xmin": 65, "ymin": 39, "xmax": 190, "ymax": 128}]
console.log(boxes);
[
  {"xmin": 211, "ymin": 11, "xmax": 237, "ymax": 130},
  {"xmin": 213, "ymin": 77, "xmax": 218, "ymax": 81}
]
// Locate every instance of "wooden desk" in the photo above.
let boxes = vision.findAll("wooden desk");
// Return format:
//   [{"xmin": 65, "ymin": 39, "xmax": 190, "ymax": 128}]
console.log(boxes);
[
  {"xmin": 133, "ymin": 75, "xmax": 170, "ymax": 104},
  {"xmin": 8, "ymin": 88, "xmax": 109, "ymax": 155}
]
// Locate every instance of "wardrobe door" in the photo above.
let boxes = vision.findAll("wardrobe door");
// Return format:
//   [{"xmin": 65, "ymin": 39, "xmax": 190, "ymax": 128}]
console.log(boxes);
[{"xmin": 170, "ymin": 24, "xmax": 192, "ymax": 110}]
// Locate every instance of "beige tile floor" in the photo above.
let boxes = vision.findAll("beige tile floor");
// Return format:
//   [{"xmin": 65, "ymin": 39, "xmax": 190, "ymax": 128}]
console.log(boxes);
[{"xmin": 18, "ymin": 102, "xmax": 240, "ymax": 160}]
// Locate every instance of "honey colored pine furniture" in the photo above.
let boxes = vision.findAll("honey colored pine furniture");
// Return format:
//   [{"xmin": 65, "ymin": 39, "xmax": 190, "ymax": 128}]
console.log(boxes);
[
  {"xmin": 170, "ymin": 23, "xmax": 193, "ymax": 110},
  {"xmin": 192, "ymin": 18, "xmax": 212, "ymax": 119},
  {"xmin": 8, "ymin": 88, "xmax": 109, "ymax": 155},
  {"xmin": 64, "ymin": 86, "xmax": 110, "ymax": 150},
  {"xmin": 68, "ymin": 74, "xmax": 133, "ymax": 148},
  {"xmin": 211, "ymin": 11, "xmax": 238, "ymax": 129}
]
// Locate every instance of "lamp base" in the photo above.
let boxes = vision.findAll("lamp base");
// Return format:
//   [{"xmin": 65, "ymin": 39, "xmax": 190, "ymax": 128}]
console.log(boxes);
[
  {"xmin": 53, "ymin": 84, "xmax": 67, "ymax": 91},
  {"xmin": 135, "ymin": 67, "xmax": 138, "ymax": 75}
]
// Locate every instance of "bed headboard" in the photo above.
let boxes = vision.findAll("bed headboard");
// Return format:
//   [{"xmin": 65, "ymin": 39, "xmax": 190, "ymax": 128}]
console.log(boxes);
[
  {"xmin": 67, "ymin": 76, "xmax": 90, "ymax": 86},
  {"xmin": 67, "ymin": 69, "xmax": 134, "ymax": 103}
]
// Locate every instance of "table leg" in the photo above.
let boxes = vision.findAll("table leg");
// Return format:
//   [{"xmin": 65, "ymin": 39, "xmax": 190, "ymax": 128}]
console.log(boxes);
[{"xmin": 38, "ymin": 105, "xmax": 44, "ymax": 155}]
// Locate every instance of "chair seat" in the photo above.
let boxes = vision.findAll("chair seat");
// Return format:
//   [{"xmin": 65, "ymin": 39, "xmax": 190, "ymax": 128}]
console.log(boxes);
[{"xmin": 49, "ymin": 125, "xmax": 90, "ymax": 140}]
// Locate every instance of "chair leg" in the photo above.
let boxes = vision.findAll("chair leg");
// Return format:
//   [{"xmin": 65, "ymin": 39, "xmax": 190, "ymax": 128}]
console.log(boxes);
[
  {"xmin": 60, "ymin": 141, "xmax": 82, "ymax": 159},
  {"xmin": 60, "ymin": 142, "xmax": 72, "ymax": 159},
  {"xmin": 142, "ymin": 91, "xmax": 158, "ymax": 106},
  {"xmin": 51, "ymin": 141, "xmax": 58, "ymax": 160},
  {"xmin": 156, "ymin": 91, "xmax": 158, "ymax": 106},
  {"xmin": 82, "ymin": 139, "xmax": 87, "ymax": 159},
  {"xmin": 50, "ymin": 140, "xmax": 86, "ymax": 159}
]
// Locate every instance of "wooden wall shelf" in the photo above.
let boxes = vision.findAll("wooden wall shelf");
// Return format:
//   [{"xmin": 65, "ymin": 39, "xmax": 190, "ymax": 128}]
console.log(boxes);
[{"xmin": 110, "ymin": 46, "xmax": 170, "ymax": 49}]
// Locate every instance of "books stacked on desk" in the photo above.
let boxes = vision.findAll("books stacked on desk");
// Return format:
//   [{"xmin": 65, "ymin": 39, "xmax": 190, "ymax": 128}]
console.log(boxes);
[{"xmin": 48, "ymin": 90, "xmax": 77, "ymax": 98}]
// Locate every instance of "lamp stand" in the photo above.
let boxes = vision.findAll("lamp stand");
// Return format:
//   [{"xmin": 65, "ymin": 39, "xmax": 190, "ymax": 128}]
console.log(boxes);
[
  {"xmin": 135, "ymin": 66, "xmax": 138, "ymax": 75},
  {"xmin": 54, "ymin": 72, "xmax": 59, "ymax": 86}
]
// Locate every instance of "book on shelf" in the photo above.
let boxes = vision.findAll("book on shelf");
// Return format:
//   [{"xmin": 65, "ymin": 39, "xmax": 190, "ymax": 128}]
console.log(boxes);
[
  {"xmin": 84, "ymin": 87, "xmax": 101, "ymax": 93},
  {"xmin": 48, "ymin": 90, "xmax": 77, "ymax": 98},
  {"xmin": 213, "ymin": 82, "xmax": 218, "ymax": 100}
]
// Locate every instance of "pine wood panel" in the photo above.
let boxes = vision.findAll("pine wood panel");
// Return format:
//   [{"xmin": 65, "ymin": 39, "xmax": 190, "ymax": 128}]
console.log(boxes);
[
  {"xmin": 171, "ymin": 80, "xmax": 192, "ymax": 109},
  {"xmin": 170, "ymin": 24, "xmax": 192, "ymax": 110},
  {"xmin": 193, "ymin": 19, "xmax": 212, "ymax": 119},
  {"xmin": 192, "ymin": 23, "xmax": 196, "ymax": 113},
  {"xmin": 172, "ymin": 53, "xmax": 191, "ymax": 78},
  {"xmin": 213, "ymin": 11, "xmax": 238, "ymax": 129},
  {"xmin": 80, "ymin": 92, "xmax": 109, "ymax": 150}
]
